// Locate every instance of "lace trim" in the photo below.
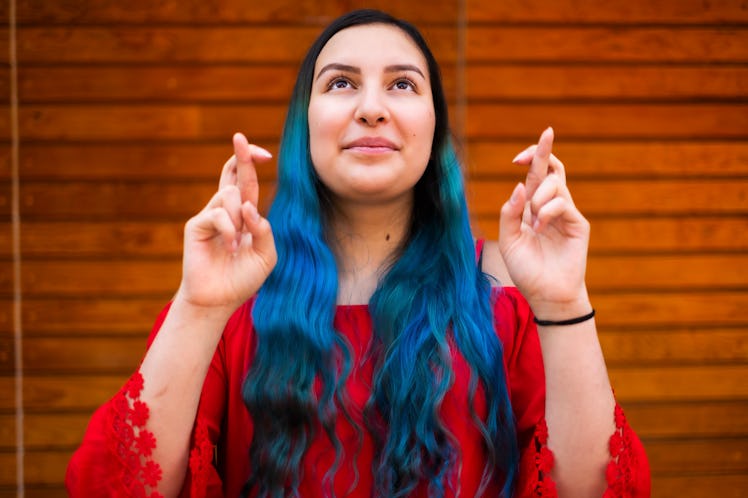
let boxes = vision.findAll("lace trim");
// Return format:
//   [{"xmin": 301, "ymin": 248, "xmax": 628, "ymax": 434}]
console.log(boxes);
[
  {"xmin": 522, "ymin": 419, "xmax": 558, "ymax": 497},
  {"xmin": 109, "ymin": 372, "xmax": 165, "ymax": 498},
  {"xmin": 603, "ymin": 405, "xmax": 638, "ymax": 498},
  {"xmin": 188, "ymin": 418, "xmax": 215, "ymax": 497}
]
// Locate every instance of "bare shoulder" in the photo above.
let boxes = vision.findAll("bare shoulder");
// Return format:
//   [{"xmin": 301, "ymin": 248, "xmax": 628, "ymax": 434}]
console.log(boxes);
[{"xmin": 479, "ymin": 240, "xmax": 515, "ymax": 287}]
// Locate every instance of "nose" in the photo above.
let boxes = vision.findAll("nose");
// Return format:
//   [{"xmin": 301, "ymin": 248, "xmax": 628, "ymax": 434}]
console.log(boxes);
[{"xmin": 354, "ymin": 87, "xmax": 389, "ymax": 126}]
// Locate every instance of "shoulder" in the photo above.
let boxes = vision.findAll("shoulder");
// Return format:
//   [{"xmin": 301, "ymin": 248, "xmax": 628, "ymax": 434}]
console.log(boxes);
[{"xmin": 479, "ymin": 240, "xmax": 515, "ymax": 287}]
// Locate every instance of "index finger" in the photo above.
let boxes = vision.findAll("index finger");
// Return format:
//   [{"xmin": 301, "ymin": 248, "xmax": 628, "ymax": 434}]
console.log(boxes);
[
  {"xmin": 524, "ymin": 127, "xmax": 554, "ymax": 199},
  {"xmin": 232, "ymin": 132, "xmax": 272, "ymax": 206}
]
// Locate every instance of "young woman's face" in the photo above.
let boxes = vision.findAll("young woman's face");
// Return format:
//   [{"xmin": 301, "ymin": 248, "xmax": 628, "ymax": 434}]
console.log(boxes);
[{"xmin": 308, "ymin": 23, "xmax": 436, "ymax": 207}]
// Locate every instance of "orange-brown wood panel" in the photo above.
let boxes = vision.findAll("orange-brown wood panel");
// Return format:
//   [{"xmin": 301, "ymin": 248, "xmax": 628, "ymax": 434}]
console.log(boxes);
[
  {"xmin": 16, "ymin": 26, "xmax": 458, "ymax": 63},
  {"xmin": 466, "ymin": 0, "xmax": 748, "ymax": 24},
  {"xmin": 466, "ymin": 64, "xmax": 748, "ymax": 100},
  {"xmin": 23, "ymin": 337, "xmax": 144, "ymax": 374},
  {"xmin": 624, "ymin": 401, "xmax": 748, "ymax": 438},
  {"xmin": 22, "ymin": 297, "xmax": 165, "ymax": 336},
  {"xmin": 16, "ymin": 0, "xmax": 460, "ymax": 25},
  {"xmin": 610, "ymin": 365, "xmax": 748, "ymax": 402},
  {"xmin": 467, "ymin": 141, "xmax": 748, "ymax": 178},
  {"xmin": 652, "ymin": 475, "xmax": 748, "ymax": 498},
  {"xmin": 0, "ymin": 453, "xmax": 17, "ymax": 487},
  {"xmin": 466, "ymin": 27, "xmax": 748, "ymax": 63}
]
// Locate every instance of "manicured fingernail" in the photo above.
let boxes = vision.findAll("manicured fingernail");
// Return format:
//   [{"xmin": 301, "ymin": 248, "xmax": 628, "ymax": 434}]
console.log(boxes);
[{"xmin": 253, "ymin": 146, "xmax": 273, "ymax": 159}]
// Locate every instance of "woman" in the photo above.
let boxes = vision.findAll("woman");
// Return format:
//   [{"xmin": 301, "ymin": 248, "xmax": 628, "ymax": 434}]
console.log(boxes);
[{"xmin": 66, "ymin": 9, "xmax": 650, "ymax": 498}]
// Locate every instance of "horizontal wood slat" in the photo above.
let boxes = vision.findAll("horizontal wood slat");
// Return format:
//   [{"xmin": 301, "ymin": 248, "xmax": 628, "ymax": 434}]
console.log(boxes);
[
  {"xmin": 598, "ymin": 328, "xmax": 747, "ymax": 365},
  {"xmin": 7, "ymin": 291, "xmax": 746, "ymax": 337},
  {"xmin": 467, "ymin": 0, "xmax": 748, "ymax": 24},
  {"xmin": 13, "ymin": 327, "xmax": 747, "ymax": 375},
  {"xmin": 16, "ymin": 141, "xmax": 748, "ymax": 180},
  {"xmin": 12, "ymin": 254, "xmax": 748, "ymax": 297},
  {"xmin": 16, "ymin": 0, "xmax": 460, "ymax": 25},
  {"xmin": 15, "ymin": 179, "xmax": 746, "ymax": 221},
  {"xmin": 466, "ymin": 104, "xmax": 748, "ymax": 139},
  {"xmin": 15, "ymin": 0, "xmax": 748, "ymax": 25},
  {"xmin": 466, "ymin": 65, "xmax": 748, "ymax": 100},
  {"xmin": 643, "ymin": 437, "xmax": 748, "ymax": 473},
  {"xmin": 18, "ymin": 105, "xmax": 287, "ymax": 141},
  {"xmin": 624, "ymin": 401, "xmax": 748, "ymax": 438},
  {"xmin": 610, "ymin": 365, "xmax": 748, "ymax": 402},
  {"xmin": 4, "ymin": 216, "xmax": 744, "ymax": 260},
  {"xmin": 466, "ymin": 27, "xmax": 748, "ymax": 63},
  {"xmin": 18, "ymin": 65, "xmax": 457, "ymax": 103},
  {"xmin": 474, "ymin": 216, "xmax": 748, "ymax": 253},
  {"xmin": 16, "ymin": 27, "xmax": 457, "ymax": 63},
  {"xmin": 18, "ymin": 64, "xmax": 746, "ymax": 103},
  {"xmin": 17, "ymin": 27, "xmax": 748, "ymax": 64},
  {"xmin": 23, "ymin": 337, "xmax": 144, "ymax": 374},
  {"xmin": 651, "ymin": 475, "xmax": 748, "ymax": 498}
]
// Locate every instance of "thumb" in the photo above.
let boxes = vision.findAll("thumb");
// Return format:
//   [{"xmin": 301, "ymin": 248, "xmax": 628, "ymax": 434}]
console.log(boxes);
[{"xmin": 499, "ymin": 183, "xmax": 526, "ymax": 249}]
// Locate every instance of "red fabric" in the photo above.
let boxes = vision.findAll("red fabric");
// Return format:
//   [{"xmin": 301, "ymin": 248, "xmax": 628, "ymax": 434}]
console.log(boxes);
[{"xmin": 67, "ymin": 287, "xmax": 650, "ymax": 497}]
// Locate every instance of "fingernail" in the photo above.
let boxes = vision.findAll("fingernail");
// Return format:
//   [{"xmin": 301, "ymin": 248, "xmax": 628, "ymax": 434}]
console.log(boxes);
[
  {"xmin": 510, "ymin": 183, "xmax": 521, "ymax": 205},
  {"xmin": 253, "ymin": 146, "xmax": 273, "ymax": 159},
  {"xmin": 511, "ymin": 152, "xmax": 524, "ymax": 164}
]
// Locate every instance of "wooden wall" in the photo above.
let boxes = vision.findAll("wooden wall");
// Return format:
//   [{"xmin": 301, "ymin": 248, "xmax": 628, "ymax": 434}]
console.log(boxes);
[{"xmin": 1, "ymin": 0, "xmax": 746, "ymax": 496}]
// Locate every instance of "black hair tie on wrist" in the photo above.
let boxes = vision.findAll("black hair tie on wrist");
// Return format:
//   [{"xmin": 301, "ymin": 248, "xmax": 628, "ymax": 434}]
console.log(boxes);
[{"xmin": 533, "ymin": 309, "xmax": 595, "ymax": 327}]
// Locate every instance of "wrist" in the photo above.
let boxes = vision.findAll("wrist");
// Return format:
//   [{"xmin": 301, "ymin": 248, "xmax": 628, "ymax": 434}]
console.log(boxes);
[{"xmin": 527, "ymin": 289, "xmax": 592, "ymax": 323}]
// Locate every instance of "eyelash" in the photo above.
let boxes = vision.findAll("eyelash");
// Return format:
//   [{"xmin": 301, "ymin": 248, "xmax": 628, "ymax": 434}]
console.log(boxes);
[{"xmin": 324, "ymin": 74, "xmax": 418, "ymax": 92}]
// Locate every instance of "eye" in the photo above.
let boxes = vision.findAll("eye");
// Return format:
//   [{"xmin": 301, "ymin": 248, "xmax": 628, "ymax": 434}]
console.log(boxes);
[
  {"xmin": 327, "ymin": 76, "xmax": 354, "ymax": 91},
  {"xmin": 392, "ymin": 78, "xmax": 416, "ymax": 92}
]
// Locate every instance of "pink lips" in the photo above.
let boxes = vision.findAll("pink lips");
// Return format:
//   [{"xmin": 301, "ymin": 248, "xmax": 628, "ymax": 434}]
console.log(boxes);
[{"xmin": 343, "ymin": 137, "xmax": 398, "ymax": 153}]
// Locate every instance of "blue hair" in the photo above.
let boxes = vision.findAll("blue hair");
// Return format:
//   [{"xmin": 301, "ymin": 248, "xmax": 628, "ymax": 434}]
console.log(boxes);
[{"xmin": 243, "ymin": 9, "xmax": 518, "ymax": 497}]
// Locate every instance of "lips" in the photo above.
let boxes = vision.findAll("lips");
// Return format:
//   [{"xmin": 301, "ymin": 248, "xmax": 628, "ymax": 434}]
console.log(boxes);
[{"xmin": 343, "ymin": 137, "xmax": 399, "ymax": 152}]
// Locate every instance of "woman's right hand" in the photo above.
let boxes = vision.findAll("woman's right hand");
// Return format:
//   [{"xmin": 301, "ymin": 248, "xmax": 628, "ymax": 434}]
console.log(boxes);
[{"xmin": 177, "ymin": 132, "xmax": 277, "ymax": 312}]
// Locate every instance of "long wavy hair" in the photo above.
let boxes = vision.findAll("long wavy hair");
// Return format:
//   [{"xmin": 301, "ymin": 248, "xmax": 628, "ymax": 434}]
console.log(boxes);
[{"xmin": 243, "ymin": 9, "xmax": 518, "ymax": 497}]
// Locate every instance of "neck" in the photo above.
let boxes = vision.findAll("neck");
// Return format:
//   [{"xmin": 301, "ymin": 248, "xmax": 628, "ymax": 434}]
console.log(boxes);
[{"xmin": 329, "ymin": 196, "xmax": 413, "ymax": 305}]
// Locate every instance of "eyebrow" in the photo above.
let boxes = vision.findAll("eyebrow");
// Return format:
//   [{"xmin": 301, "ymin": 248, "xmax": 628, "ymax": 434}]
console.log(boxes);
[{"xmin": 315, "ymin": 62, "xmax": 426, "ymax": 81}]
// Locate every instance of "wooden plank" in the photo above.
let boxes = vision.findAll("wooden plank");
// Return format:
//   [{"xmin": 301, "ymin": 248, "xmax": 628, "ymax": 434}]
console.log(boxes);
[
  {"xmin": 593, "ymin": 291, "xmax": 748, "ymax": 328},
  {"xmin": 599, "ymin": 328, "xmax": 748, "ymax": 365},
  {"xmin": 0, "ymin": 145, "xmax": 11, "ymax": 180},
  {"xmin": 19, "ymin": 143, "xmax": 278, "ymax": 181},
  {"xmin": 23, "ymin": 375, "xmax": 127, "ymax": 410},
  {"xmin": 624, "ymin": 401, "xmax": 748, "ymax": 439},
  {"xmin": 18, "ymin": 181, "xmax": 274, "ymax": 221},
  {"xmin": 18, "ymin": 64, "xmax": 459, "ymax": 103},
  {"xmin": 23, "ymin": 337, "xmax": 144, "ymax": 374},
  {"xmin": 475, "ymin": 216, "xmax": 748, "ymax": 253},
  {"xmin": 643, "ymin": 437, "xmax": 748, "ymax": 473},
  {"xmin": 21, "ymin": 297, "xmax": 166, "ymax": 335},
  {"xmin": 0, "ymin": 376, "xmax": 15, "ymax": 410},
  {"xmin": 0, "ymin": 453, "xmax": 16, "ymax": 487},
  {"xmin": 467, "ymin": 27, "xmax": 748, "ymax": 63},
  {"xmin": 17, "ymin": 488, "xmax": 67, "ymax": 498},
  {"xmin": 18, "ymin": 104, "xmax": 287, "ymax": 141},
  {"xmin": 466, "ymin": 65, "xmax": 748, "ymax": 100},
  {"xmin": 17, "ymin": 221, "xmax": 185, "ymax": 258},
  {"xmin": 468, "ymin": 179, "xmax": 748, "ymax": 216},
  {"xmin": 609, "ymin": 365, "xmax": 748, "ymax": 402},
  {"xmin": 24, "ymin": 449, "xmax": 69, "ymax": 486},
  {"xmin": 465, "ymin": 104, "xmax": 748, "ymax": 139},
  {"xmin": 22, "ymin": 413, "xmax": 91, "ymax": 448},
  {"xmin": 17, "ymin": 26, "xmax": 457, "ymax": 63},
  {"xmin": 16, "ymin": 254, "xmax": 748, "ymax": 296},
  {"xmin": 16, "ymin": 0, "xmax": 459, "ymax": 25},
  {"xmin": 586, "ymin": 254, "xmax": 748, "ymax": 291},
  {"xmin": 0, "ymin": 338, "xmax": 12, "ymax": 374},
  {"xmin": 467, "ymin": 0, "xmax": 748, "ymax": 24},
  {"xmin": 0, "ymin": 414, "xmax": 13, "ymax": 447},
  {"xmin": 467, "ymin": 178, "xmax": 748, "ymax": 220},
  {"xmin": 0, "ymin": 262, "xmax": 11, "ymax": 296},
  {"xmin": 652, "ymin": 475, "xmax": 748, "ymax": 498},
  {"xmin": 21, "ymin": 260, "xmax": 182, "ymax": 296}
]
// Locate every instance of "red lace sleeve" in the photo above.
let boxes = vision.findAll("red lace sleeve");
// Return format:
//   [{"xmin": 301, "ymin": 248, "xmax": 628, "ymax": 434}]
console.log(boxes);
[
  {"xmin": 66, "ymin": 304, "xmax": 227, "ymax": 498},
  {"xmin": 515, "ymin": 405, "xmax": 651, "ymax": 497}
]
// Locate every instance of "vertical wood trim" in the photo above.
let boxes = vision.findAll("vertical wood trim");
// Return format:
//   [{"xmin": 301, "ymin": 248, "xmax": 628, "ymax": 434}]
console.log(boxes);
[
  {"xmin": 9, "ymin": 0, "xmax": 24, "ymax": 495},
  {"xmin": 455, "ymin": 0, "xmax": 467, "ymax": 146}
]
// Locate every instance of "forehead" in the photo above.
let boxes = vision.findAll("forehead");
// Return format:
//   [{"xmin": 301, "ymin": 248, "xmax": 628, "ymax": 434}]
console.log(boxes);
[{"xmin": 314, "ymin": 23, "xmax": 429, "ymax": 75}]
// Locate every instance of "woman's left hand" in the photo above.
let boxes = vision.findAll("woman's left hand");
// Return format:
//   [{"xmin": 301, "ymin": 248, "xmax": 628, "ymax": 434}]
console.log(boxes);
[{"xmin": 498, "ymin": 127, "xmax": 592, "ymax": 318}]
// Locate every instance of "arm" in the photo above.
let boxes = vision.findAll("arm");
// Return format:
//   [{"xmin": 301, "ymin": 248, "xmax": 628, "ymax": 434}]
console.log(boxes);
[
  {"xmin": 67, "ymin": 133, "xmax": 277, "ymax": 498},
  {"xmin": 496, "ymin": 128, "xmax": 622, "ymax": 497}
]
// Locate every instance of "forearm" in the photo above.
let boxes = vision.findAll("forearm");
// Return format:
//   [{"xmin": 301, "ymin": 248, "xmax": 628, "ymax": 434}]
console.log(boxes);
[
  {"xmin": 138, "ymin": 296, "xmax": 234, "ymax": 497},
  {"xmin": 535, "ymin": 300, "xmax": 615, "ymax": 498}
]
